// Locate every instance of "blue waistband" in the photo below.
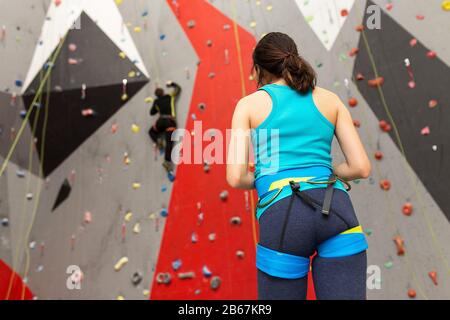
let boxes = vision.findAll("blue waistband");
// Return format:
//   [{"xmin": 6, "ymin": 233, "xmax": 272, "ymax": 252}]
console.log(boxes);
[
  {"xmin": 255, "ymin": 166, "xmax": 334, "ymax": 198},
  {"xmin": 256, "ymin": 244, "xmax": 310, "ymax": 279}
]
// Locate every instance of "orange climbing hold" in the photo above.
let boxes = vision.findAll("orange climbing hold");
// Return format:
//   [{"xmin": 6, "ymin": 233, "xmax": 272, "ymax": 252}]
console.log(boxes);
[
  {"xmin": 408, "ymin": 289, "xmax": 416, "ymax": 298},
  {"xmin": 379, "ymin": 120, "xmax": 392, "ymax": 133},
  {"xmin": 380, "ymin": 179, "xmax": 391, "ymax": 191},
  {"xmin": 393, "ymin": 236, "xmax": 405, "ymax": 255},
  {"xmin": 348, "ymin": 97, "xmax": 358, "ymax": 107},
  {"xmin": 402, "ymin": 203, "xmax": 413, "ymax": 216},
  {"xmin": 368, "ymin": 77, "xmax": 384, "ymax": 87},
  {"xmin": 428, "ymin": 271, "xmax": 438, "ymax": 285},
  {"xmin": 374, "ymin": 151, "xmax": 383, "ymax": 160}
]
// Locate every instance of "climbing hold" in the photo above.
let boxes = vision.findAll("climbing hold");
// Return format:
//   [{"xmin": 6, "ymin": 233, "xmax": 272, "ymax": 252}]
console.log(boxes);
[
  {"xmin": 168, "ymin": 171, "xmax": 176, "ymax": 182},
  {"xmin": 230, "ymin": 216, "xmax": 242, "ymax": 226},
  {"xmin": 341, "ymin": 9, "xmax": 349, "ymax": 17},
  {"xmin": 364, "ymin": 228, "xmax": 373, "ymax": 236},
  {"xmin": 355, "ymin": 25, "xmax": 364, "ymax": 32},
  {"xmin": 1, "ymin": 217, "xmax": 9, "ymax": 227},
  {"xmin": 380, "ymin": 179, "xmax": 391, "ymax": 191},
  {"xmin": 402, "ymin": 203, "xmax": 413, "ymax": 216},
  {"xmin": 219, "ymin": 190, "xmax": 229, "ymax": 201},
  {"xmin": 348, "ymin": 97, "xmax": 358, "ymax": 107},
  {"xmin": 132, "ymin": 182, "xmax": 141, "ymax": 189},
  {"xmin": 208, "ymin": 233, "xmax": 216, "ymax": 242},
  {"xmin": 119, "ymin": 52, "xmax": 126, "ymax": 59},
  {"xmin": 198, "ymin": 102, "xmax": 206, "ymax": 111},
  {"xmin": 142, "ymin": 289, "xmax": 150, "ymax": 297},
  {"xmin": 187, "ymin": 20, "xmax": 196, "ymax": 29},
  {"xmin": 208, "ymin": 72, "xmax": 215, "ymax": 79},
  {"xmin": 427, "ymin": 50, "xmax": 437, "ymax": 59},
  {"xmin": 203, "ymin": 162, "xmax": 210, "ymax": 173},
  {"xmin": 379, "ymin": 120, "xmax": 392, "ymax": 133},
  {"xmin": 114, "ymin": 257, "xmax": 129, "ymax": 271},
  {"xmin": 84, "ymin": 211, "xmax": 92, "ymax": 224},
  {"xmin": 421, "ymin": 126, "xmax": 430, "ymax": 136},
  {"xmin": 206, "ymin": 39, "xmax": 213, "ymax": 47},
  {"xmin": 348, "ymin": 48, "xmax": 359, "ymax": 57},
  {"xmin": 384, "ymin": 261, "xmax": 393, "ymax": 269},
  {"xmin": 26, "ymin": 193, "xmax": 33, "ymax": 200},
  {"xmin": 160, "ymin": 208, "xmax": 168, "ymax": 217},
  {"xmin": 428, "ymin": 271, "xmax": 438, "ymax": 285},
  {"xmin": 178, "ymin": 272, "xmax": 195, "ymax": 280},
  {"xmin": 356, "ymin": 73, "xmax": 365, "ymax": 81},
  {"xmin": 172, "ymin": 259, "xmax": 182, "ymax": 271},
  {"xmin": 428, "ymin": 99, "xmax": 438, "ymax": 108},
  {"xmin": 374, "ymin": 151, "xmax": 383, "ymax": 160},
  {"xmin": 393, "ymin": 236, "xmax": 405, "ymax": 255},
  {"xmin": 124, "ymin": 211, "xmax": 133, "ymax": 222},
  {"xmin": 432, "ymin": 145, "xmax": 438, "ymax": 152},
  {"xmin": 133, "ymin": 223, "xmax": 141, "ymax": 234},
  {"xmin": 368, "ymin": 77, "xmax": 384, "ymax": 87},
  {"xmin": 202, "ymin": 265, "xmax": 212, "ymax": 278},
  {"xmin": 81, "ymin": 108, "xmax": 95, "ymax": 117},
  {"xmin": 407, "ymin": 289, "xmax": 416, "ymax": 298},
  {"xmin": 131, "ymin": 124, "xmax": 140, "ymax": 133},
  {"xmin": 29, "ymin": 241, "xmax": 36, "ymax": 249},
  {"xmin": 236, "ymin": 250, "xmax": 245, "ymax": 259},
  {"xmin": 156, "ymin": 272, "xmax": 171, "ymax": 284},
  {"xmin": 191, "ymin": 232, "xmax": 198, "ymax": 243},
  {"xmin": 210, "ymin": 276, "xmax": 221, "ymax": 290},
  {"xmin": 443, "ymin": 0, "xmax": 450, "ymax": 11},
  {"xmin": 132, "ymin": 272, "xmax": 143, "ymax": 286},
  {"xmin": 353, "ymin": 120, "xmax": 361, "ymax": 128},
  {"xmin": 16, "ymin": 169, "xmax": 25, "ymax": 178},
  {"xmin": 15, "ymin": 80, "xmax": 23, "ymax": 87},
  {"xmin": 116, "ymin": 295, "xmax": 125, "ymax": 300},
  {"xmin": 416, "ymin": 15, "xmax": 425, "ymax": 20}
]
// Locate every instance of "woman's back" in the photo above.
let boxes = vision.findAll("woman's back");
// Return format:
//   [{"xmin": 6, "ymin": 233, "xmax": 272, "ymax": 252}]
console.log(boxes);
[{"xmin": 249, "ymin": 84, "xmax": 339, "ymax": 179}]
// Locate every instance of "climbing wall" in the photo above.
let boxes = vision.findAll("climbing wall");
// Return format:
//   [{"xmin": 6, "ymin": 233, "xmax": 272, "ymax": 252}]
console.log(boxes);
[{"xmin": 1, "ymin": 0, "xmax": 450, "ymax": 300}]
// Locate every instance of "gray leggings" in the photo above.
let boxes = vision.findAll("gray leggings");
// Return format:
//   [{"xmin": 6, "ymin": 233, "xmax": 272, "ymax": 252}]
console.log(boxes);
[{"xmin": 257, "ymin": 188, "xmax": 367, "ymax": 300}]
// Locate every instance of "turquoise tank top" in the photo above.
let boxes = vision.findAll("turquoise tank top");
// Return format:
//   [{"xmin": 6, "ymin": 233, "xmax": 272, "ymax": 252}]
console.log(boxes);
[{"xmin": 251, "ymin": 84, "xmax": 347, "ymax": 220}]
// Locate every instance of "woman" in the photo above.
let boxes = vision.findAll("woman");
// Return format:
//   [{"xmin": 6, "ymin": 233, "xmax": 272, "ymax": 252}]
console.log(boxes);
[{"xmin": 226, "ymin": 32, "xmax": 371, "ymax": 300}]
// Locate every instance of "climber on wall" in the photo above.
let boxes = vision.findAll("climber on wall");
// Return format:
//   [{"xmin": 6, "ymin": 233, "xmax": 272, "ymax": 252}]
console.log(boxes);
[
  {"xmin": 149, "ymin": 81, "xmax": 182, "ymax": 172},
  {"xmin": 227, "ymin": 32, "xmax": 372, "ymax": 300}
]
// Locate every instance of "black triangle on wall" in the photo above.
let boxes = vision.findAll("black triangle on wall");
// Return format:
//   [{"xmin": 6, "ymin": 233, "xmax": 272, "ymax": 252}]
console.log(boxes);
[
  {"xmin": 21, "ymin": 12, "xmax": 150, "ymax": 177},
  {"xmin": 354, "ymin": 0, "xmax": 450, "ymax": 221}
]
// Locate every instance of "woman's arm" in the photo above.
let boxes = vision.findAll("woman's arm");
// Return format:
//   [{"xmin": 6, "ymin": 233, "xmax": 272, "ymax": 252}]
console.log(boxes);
[
  {"xmin": 226, "ymin": 99, "xmax": 255, "ymax": 189},
  {"xmin": 333, "ymin": 94, "xmax": 372, "ymax": 180}
]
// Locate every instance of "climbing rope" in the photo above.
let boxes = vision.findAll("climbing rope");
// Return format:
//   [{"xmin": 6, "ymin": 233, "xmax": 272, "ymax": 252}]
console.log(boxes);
[
  {"xmin": 230, "ymin": 0, "xmax": 258, "ymax": 247},
  {"xmin": 5, "ymin": 34, "xmax": 66, "ymax": 300}
]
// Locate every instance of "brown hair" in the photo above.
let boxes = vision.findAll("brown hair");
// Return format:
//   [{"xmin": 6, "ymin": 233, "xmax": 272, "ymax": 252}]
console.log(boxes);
[
  {"xmin": 155, "ymin": 88, "xmax": 165, "ymax": 98},
  {"xmin": 252, "ymin": 32, "xmax": 316, "ymax": 94}
]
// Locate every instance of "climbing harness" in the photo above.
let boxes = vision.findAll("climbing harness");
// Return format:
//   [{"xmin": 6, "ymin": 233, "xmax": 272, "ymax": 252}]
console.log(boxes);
[{"xmin": 255, "ymin": 168, "xmax": 367, "ymax": 279}]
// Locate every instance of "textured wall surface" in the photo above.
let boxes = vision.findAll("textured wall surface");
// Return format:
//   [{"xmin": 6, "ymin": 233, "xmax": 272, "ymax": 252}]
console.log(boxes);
[{"xmin": 1, "ymin": 0, "xmax": 449, "ymax": 300}]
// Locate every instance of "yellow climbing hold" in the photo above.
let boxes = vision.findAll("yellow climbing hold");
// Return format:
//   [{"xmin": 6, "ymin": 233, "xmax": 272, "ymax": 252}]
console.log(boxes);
[
  {"xmin": 134, "ymin": 26, "xmax": 142, "ymax": 33},
  {"xmin": 250, "ymin": 21, "xmax": 257, "ymax": 28},
  {"xmin": 142, "ymin": 289, "xmax": 150, "ymax": 297},
  {"xmin": 132, "ymin": 182, "xmax": 141, "ymax": 190},
  {"xmin": 128, "ymin": 70, "xmax": 136, "ymax": 78},
  {"xmin": 117, "ymin": 295, "xmax": 125, "ymax": 300},
  {"xmin": 133, "ymin": 222, "xmax": 141, "ymax": 234},
  {"xmin": 114, "ymin": 257, "xmax": 129, "ymax": 271},
  {"xmin": 119, "ymin": 52, "xmax": 126, "ymax": 59},
  {"xmin": 115, "ymin": 0, "xmax": 123, "ymax": 5},
  {"xmin": 124, "ymin": 211, "xmax": 133, "ymax": 222},
  {"xmin": 145, "ymin": 96, "xmax": 154, "ymax": 103},
  {"xmin": 443, "ymin": 0, "xmax": 450, "ymax": 11},
  {"xmin": 131, "ymin": 124, "xmax": 140, "ymax": 133},
  {"xmin": 266, "ymin": 5, "xmax": 273, "ymax": 11},
  {"xmin": 121, "ymin": 93, "xmax": 128, "ymax": 101}
]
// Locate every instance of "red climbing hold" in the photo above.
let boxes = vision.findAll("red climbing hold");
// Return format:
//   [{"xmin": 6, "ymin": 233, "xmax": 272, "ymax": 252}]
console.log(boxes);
[
  {"xmin": 368, "ymin": 77, "xmax": 384, "ymax": 87},
  {"xmin": 393, "ymin": 236, "xmax": 405, "ymax": 255},
  {"xmin": 410, "ymin": 38, "xmax": 418, "ymax": 47},
  {"xmin": 379, "ymin": 120, "xmax": 392, "ymax": 133},
  {"xmin": 355, "ymin": 25, "xmax": 364, "ymax": 32},
  {"xmin": 349, "ymin": 48, "xmax": 359, "ymax": 57},
  {"xmin": 428, "ymin": 99, "xmax": 438, "ymax": 108},
  {"xmin": 341, "ymin": 9, "xmax": 349, "ymax": 17},
  {"xmin": 402, "ymin": 203, "xmax": 413, "ymax": 216},
  {"xmin": 386, "ymin": 3, "xmax": 393, "ymax": 11},
  {"xmin": 380, "ymin": 179, "xmax": 391, "ymax": 191},
  {"xmin": 427, "ymin": 51, "xmax": 437, "ymax": 59},
  {"xmin": 408, "ymin": 289, "xmax": 417, "ymax": 298},
  {"xmin": 356, "ymin": 73, "xmax": 365, "ymax": 81},
  {"xmin": 348, "ymin": 97, "xmax": 358, "ymax": 107},
  {"xmin": 353, "ymin": 120, "xmax": 361, "ymax": 128},
  {"xmin": 374, "ymin": 151, "xmax": 383, "ymax": 160},
  {"xmin": 428, "ymin": 271, "xmax": 438, "ymax": 285}
]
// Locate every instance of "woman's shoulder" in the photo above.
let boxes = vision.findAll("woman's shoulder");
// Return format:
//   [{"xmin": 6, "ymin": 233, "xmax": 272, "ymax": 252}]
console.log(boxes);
[
  {"xmin": 313, "ymin": 86, "xmax": 340, "ymax": 100},
  {"xmin": 237, "ymin": 89, "xmax": 272, "ymax": 108}
]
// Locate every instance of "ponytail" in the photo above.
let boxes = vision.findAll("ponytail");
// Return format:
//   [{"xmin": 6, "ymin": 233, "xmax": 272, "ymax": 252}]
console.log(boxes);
[{"xmin": 253, "ymin": 32, "xmax": 317, "ymax": 94}]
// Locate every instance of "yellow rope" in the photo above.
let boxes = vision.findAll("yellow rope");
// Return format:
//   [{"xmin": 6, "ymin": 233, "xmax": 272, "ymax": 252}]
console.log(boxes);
[
  {"xmin": 230, "ymin": 0, "xmax": 258, "ymax": 246},
  {"xmin": 5, "ymin": 35, "xmax": 66, "ymax": 299}
]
